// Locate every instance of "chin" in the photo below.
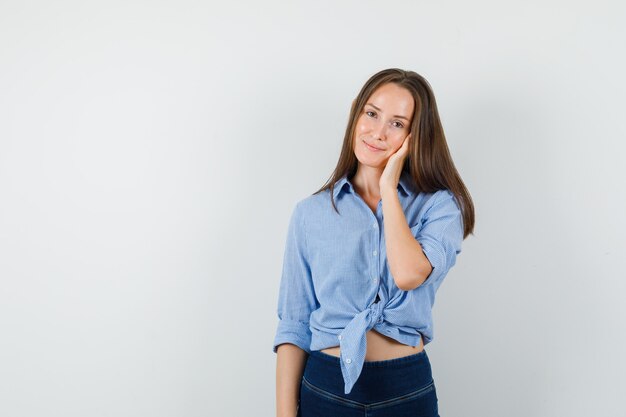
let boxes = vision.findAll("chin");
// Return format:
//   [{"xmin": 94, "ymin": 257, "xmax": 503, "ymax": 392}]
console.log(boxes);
[{"xmin": 355, "ymin": 154, "xmax": 387, "ymax": 169}]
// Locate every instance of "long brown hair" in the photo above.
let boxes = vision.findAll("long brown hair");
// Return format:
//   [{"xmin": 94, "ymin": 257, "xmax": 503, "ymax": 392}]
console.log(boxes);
[{"xmin": 313, "ymin": 68, "xmax": 475, "ymax": 239}]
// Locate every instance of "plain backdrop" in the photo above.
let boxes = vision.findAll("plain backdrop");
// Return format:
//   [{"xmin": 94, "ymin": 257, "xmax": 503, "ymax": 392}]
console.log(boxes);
[{"xmin": 1, "ymin": 1, "xmax": 624, "ymax": 416}]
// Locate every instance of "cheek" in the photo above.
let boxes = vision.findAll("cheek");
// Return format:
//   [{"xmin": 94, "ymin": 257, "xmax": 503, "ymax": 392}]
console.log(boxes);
[
  {"xmin": 391, "ymin": 138, "xmax": 405, "ymax": 151},
  {"xmin": 355, "ymin": 116, "xmax": 373, "ymax": 133},
  {"xmin": 355, "ymin": 122, "xmax": 368, "ymax": 134}
]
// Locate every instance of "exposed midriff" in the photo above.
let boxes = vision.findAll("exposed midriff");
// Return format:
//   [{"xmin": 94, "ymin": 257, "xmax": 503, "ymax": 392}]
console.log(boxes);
[{"xmin": 320, "ymin": 328, "xmax": 424, "ymax": 361}]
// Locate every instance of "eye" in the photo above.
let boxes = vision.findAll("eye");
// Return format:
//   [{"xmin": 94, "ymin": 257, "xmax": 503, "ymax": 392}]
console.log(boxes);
[
  {"xmin": 365, "ymin": 110, "xmax": 376, "ymax": 118},
  {"xmin": 393, "ymin": 121, "xmax": 404, "ymax": 128}
]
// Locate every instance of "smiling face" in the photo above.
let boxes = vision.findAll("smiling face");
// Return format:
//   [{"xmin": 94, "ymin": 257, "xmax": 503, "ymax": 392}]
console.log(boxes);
[{"xmin": 352, "ymin": 82, "xmax": 415, "ymax": 169}]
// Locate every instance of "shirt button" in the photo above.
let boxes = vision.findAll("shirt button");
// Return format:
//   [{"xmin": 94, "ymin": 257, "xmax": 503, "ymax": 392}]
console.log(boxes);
[
  {"xmin": 373, "ymin": 223, "xmax": 378, "ymax": 229},
  {"xmin": 373, "ymin": 250, "xmax": 377, "ymax": 256},
  {"xmin": 345, "ymin": 358, "xmax": 352, "ymax": 364},
  {"xmin": 338, "ymin": 335, "xmax": 342, "ymax": 340},
  {"xmin": 372, "ymin": 277, "xmax": 378, "ymax": 283}
]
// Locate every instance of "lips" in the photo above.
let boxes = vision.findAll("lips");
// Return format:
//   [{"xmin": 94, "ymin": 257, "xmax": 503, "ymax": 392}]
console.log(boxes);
[{"xmin": 363, "ymin": 140, "xmax": 384, "ymax": 152}]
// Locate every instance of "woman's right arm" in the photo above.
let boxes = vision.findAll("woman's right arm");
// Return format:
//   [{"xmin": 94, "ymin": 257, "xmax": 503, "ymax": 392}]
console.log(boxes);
[
  {"xmin": 276, "ymin": 343, "xmax": 308, "ymax": 417},
  {"xmin": 273, "ymin": 202, "xmax": 319, "ymax": 417}
]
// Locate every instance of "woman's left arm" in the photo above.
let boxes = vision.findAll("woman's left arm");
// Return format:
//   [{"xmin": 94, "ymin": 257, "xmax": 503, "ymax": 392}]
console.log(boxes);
[
  {"xmin": 381, "ymin": 186, "xmax": 432, "ymax": 291},
  {"xmin": 379, "ymin": 134, "xmax": 432, "ymax": 291}
]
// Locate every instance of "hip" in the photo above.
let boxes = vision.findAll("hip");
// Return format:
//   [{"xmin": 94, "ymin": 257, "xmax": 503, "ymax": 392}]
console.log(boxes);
[{"xmin": 299, "ymin": 348, "xmax": 438, "ymax": 416}]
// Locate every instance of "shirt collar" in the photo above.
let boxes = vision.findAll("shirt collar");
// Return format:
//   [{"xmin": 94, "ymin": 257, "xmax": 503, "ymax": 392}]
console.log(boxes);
[{"xmin": 333, "ymin": 170, "xmax": 412, "ymax": 199}]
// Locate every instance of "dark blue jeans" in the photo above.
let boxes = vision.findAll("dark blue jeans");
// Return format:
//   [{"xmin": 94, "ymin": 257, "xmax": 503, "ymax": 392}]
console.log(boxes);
[{"xmin": 298, "ymin": 349, "xmax": 439, "ymax": 417}]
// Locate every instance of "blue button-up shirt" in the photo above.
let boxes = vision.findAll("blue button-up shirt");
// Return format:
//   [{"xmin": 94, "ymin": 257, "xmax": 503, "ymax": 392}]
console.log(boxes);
[{"xmin": 272, "ymin": 169, "xmax": 464, "ymax": 394}]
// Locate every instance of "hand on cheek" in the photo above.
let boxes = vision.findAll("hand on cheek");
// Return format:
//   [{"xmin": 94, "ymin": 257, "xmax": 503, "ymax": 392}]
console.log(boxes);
[{"xmin": 379, "ymin": 133, "xmax": 411, "ymax": 190}]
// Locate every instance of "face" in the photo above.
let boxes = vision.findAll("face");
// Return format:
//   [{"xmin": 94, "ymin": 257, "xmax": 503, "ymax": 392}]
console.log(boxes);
[{"xmin": 352, "ymin": 82, "xmax": 414, "ymax": 169}]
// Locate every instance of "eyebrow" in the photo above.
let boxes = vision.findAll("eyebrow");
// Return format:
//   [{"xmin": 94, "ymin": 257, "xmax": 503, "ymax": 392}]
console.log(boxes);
[{"xmin": 365, "ymin": 103, "xmax": 410, "ymax": 121}]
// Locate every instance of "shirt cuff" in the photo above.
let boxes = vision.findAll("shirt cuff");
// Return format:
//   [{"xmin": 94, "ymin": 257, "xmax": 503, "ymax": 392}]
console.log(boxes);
[
  {"xmin": 273, "ymin": 318, "xmax": 312, "ymax": 353},
  {"xmin": 418, "ymin": 234, "xmax": 447, "ymax": 286}
]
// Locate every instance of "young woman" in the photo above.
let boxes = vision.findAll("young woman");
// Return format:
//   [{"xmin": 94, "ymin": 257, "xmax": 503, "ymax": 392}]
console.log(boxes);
[{"xmin": 273, "ymin": 68, "xmax": 475, "ymax": 417}]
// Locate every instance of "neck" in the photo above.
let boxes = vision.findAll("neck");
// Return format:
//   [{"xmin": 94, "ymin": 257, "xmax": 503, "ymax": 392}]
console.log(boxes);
[{"xmin": 352, "ymin": 165, "xmax": 383, "ymax": 199}]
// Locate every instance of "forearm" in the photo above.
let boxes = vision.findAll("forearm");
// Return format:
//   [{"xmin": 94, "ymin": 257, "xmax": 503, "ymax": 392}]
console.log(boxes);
[
  {"xmin": 381, "ymin": 186, "xmax": 432, "ymax": 291},
  {"xmin": 276, "ymin": 343, "xmax": 308, "ymax": 417}
]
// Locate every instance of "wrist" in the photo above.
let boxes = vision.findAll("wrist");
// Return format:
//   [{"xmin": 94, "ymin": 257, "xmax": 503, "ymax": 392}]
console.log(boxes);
[{"xmin": 380, "ymin": 184, "xmax": 398, "ymax": 197}]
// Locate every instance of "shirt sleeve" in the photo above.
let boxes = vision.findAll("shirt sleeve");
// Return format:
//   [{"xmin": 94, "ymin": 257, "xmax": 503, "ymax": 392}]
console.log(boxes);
[
  {"xmin": 412, "ymin": 190, "xmax": 464, "ymax": 289},
  {"xmin": 272, "ymin": 201, "xmax": 319, "ymax": 354}
]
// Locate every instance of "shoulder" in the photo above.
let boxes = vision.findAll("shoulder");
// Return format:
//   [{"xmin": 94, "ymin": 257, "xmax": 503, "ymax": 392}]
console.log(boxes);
[
  {"xmin": 430, "ymin": 189, "xmax": 458, "ymax": 207},
  {"xmin": 292, "ymin": 190, "xmax": 332, "ymax": 216},
  {"xmin": 405, "ymin": 187, "xmax": 455, "ymax": 207},
  {"xmin": 284, "ymin": 192, "xmax": 327, "ymax": 230},
  {"xmin": 419, "ymin": 188, "xmax": 461, "ymax": 219}
]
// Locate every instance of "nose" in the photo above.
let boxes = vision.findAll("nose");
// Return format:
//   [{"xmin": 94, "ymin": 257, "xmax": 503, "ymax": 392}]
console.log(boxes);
[{"xmin": 373, "ymin": 121, "xmax": 388, "ymax": 141}]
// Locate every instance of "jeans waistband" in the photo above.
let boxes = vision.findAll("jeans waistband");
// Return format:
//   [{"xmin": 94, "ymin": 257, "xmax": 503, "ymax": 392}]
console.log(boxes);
[
  {"xmin": 310, "ymin": 349, "xmax": 428, "ymax": 367},
  {"xmin": 304, "ymin": 349, "xmax": 434, "ymax": 404}
]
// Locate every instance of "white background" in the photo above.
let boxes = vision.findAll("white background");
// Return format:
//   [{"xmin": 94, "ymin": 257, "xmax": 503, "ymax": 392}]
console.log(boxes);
[{"xmin": 1, "ymin": 1, "xmax": 624, "ymax": 416}]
